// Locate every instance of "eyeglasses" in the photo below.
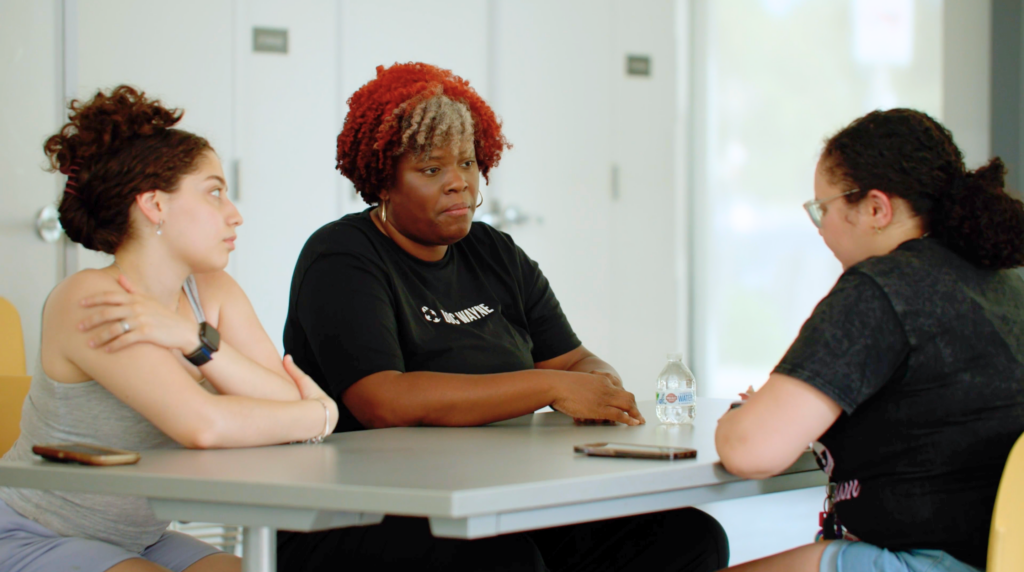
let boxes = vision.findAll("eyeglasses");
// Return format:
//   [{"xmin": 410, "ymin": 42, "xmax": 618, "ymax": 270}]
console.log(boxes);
[{"xmin": 802, "ymin": 189, "xmax": 860, "ymax": 228}]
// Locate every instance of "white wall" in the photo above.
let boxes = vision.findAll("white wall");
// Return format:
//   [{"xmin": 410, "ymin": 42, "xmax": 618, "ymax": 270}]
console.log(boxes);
[
  {"xmin": 487, "ymin": 0, "xmax": 615, "ymax": 366},
  {"xmin": 943, "ymin": 0, "xmax": 992, "ymax": 168},
  {"xmin": 609, "ymin": 0, "xmax": 680, "ymax": 397},
  {"xmin": 0, "ymin": 0, "xmax": 64, "ymax": 367},
  {"xmin": 232, "ymin": 0, "xmax": 340, "ymax": 352}
]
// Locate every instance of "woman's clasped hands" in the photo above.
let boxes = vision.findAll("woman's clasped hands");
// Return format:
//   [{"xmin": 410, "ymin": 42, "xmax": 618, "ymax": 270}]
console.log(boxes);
[{"xmin": 551, "ymin": 371, "xmax": 646, "ymax": 426}]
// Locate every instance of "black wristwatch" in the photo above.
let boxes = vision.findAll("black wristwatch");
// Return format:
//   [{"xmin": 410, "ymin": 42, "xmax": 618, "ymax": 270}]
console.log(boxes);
[{"xmin": 185, "ymin": 322, "xmax": 220, "ymax": 366}]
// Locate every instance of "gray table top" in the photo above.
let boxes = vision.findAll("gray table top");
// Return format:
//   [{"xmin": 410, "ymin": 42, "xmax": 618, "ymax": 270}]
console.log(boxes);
[{"xmin": 0, "ymin": 399, "xmax": 819, "ymax": 519}]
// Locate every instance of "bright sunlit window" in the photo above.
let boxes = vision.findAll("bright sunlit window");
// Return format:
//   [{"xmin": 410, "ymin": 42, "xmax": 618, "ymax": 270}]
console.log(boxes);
[{"xmin": 689, "ymin": 0, "xmax": 943, "ymax": 397}]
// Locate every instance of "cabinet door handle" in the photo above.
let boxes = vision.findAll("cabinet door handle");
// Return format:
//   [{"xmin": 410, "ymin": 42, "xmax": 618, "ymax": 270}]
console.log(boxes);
[{"xmin": 36, "ymin": 204, "xmax": 63, "ymax": 243}]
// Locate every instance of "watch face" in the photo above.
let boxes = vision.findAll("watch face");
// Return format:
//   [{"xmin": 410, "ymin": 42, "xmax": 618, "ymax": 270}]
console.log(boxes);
[{"xmin": 199, "ymin": 322, "xmax": 221, "ymax": 351}]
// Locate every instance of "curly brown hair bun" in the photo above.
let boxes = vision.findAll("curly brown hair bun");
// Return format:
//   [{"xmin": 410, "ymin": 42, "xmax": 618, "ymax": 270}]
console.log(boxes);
[
  {"xmin": 822, "ymin": 108, "xmax": 1024, "ymax": 270},
  {"xmin": 44, "ymin": 85, "xmax": 212, "ymax": 254}
]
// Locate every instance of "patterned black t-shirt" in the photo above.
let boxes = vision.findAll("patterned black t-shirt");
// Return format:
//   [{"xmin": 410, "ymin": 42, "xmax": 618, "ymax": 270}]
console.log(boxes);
[
  {"xmin": 775, "ymin": 237, "xmax": 1024, "ymax": 568},
  {"xmin": 284, "ymin": 208, "xmax": 581, "ymax": 434}
]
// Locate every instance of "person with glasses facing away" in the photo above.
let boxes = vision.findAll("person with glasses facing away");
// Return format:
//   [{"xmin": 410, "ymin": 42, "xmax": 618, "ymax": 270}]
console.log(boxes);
[
  {"xmin": 0, "ymin": 86, "xmax": 338, "ymax": 572},
  {"xmin": 716, "ymin": 108, "xmax": 1024, "ymax": 572}
]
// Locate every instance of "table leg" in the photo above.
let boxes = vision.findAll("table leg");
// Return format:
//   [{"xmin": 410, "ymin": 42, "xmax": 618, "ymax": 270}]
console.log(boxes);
[{"xmin": 242, "ymin": 525, "xmax": 277, "ymax": 572}]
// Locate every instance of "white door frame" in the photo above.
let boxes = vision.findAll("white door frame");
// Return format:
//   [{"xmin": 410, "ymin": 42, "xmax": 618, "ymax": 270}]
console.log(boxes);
[{"xmin": 60, "ymin": 0, "xmax": 78, "ymax": 278}]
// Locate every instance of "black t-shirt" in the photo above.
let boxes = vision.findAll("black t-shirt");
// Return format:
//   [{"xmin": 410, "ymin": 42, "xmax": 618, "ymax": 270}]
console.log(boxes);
[
  {"xmin": 775, "ymin": 237, "xmax": 1024, "ymax": 568},
  {"xmin": 283, "ymin": 208, "xmax": 581, "ymax": 434}
]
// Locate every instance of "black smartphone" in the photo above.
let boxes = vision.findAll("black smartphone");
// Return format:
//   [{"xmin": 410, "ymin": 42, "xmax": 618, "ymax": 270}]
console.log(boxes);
[{"xmin": 573, "ymin": 442, "xmax": 697, "ymax": 460}]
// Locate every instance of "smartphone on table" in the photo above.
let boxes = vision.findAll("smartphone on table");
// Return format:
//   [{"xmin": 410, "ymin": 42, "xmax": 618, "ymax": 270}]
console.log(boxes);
[
  {"xmin": 574, "ymin": 442, "xmax": 697, "ymax": 460},
  {"xmin": 32, "ymin": 443, "xmax": 141, "ymax": 466}
]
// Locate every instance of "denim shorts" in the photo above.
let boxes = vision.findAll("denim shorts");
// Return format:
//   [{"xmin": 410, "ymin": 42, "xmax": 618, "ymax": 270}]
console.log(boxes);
[
  {"xmin": 0, "ymin": 498, "xmax": 223, "ymax": 572},
  {"xmin": 820, "ymin": 540, "xmax": 983, "ymax": 572}
]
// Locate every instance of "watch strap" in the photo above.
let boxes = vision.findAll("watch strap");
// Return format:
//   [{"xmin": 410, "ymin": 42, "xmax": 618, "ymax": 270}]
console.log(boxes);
[
  {"xmin": 185, "ymin": 322, "xmax": 219, "ymax": 366},
  {"xmin": 185, "ymin": 345, "xmax": 215, "ymax": 367}
]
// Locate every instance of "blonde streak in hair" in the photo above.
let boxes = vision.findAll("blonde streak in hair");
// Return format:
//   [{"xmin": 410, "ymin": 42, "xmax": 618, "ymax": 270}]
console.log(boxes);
[
  {"xmin": 435, "ymin": 101, "xmax": 472, "ymax": 156},
  {"xmin": 415, "ymin": 97, "xmax": 444, "ymax": 151},
  {"xmin": 430, "ymin": 104, "xmax": 457, "ymax": 152},
  {"xmin": 399, "ymin": 98, "xmax": 431, "ymax": 155},
  {"xmin": 431, "ymin": 98, "xmax": 471, "ymax": 154},
  {"xmin": 455, "ymin": 103, "xmax": 474, "ymax": 153},
  {"xmin": 446, "ymin": 101, "xmax": 468, "ymax": 149},
  {"xmin": 398, "ymin": 100, "xmax": 426, "ymax": 153}
]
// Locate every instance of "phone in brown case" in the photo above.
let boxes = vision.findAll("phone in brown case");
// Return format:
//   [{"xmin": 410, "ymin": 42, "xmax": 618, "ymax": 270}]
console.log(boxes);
[
  {"xmin": 573, "ymin": 418, "xmax": 618, "ymax": 426},
  {"xmin": 32, "ymin": 443, "xmax": 141, "ymax": 466},
  {"xmin": 573, "ymin": 442, "xmax": 697, "ymax": 460}
]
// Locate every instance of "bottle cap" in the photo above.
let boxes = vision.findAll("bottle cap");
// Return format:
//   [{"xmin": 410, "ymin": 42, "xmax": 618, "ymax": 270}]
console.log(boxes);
[{"xmin": 667, "ymin": 352, "xmax": 683, "ymax": 361}]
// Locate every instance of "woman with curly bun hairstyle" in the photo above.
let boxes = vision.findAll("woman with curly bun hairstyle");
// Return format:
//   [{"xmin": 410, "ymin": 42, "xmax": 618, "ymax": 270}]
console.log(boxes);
[
  {"xmin": 279, "ymin": 63, "xmax": 728, "ymax": 572},
  {"xmin": 716, "ymin": 109, "xmax": 1024, "ymax": 572},
  {"xmin": 0, "ymin": 86, "xmax": 340, "ymax": 572}
]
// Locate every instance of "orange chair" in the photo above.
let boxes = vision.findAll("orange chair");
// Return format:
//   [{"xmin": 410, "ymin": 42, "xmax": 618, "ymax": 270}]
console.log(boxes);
[
  {"xmin": 0, "ymin": 297, "xmax": 30, "ymax": 454},
  {"xmin": 0, "ymin": 296, "xmax": 25, "ymax": 376},
  {"xmin": 0, "ymin": 374, "xmax": 30, "ymax": 455},
  {"xmin": 988, "ymin": 431, "xmax": 1024, "ymax": 571}
]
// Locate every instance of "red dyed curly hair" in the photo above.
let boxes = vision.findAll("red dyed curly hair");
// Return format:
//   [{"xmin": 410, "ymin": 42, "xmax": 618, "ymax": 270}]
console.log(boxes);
[{"xmin": 337, "ymin": 62, "xmax": 510, "ymax": 205}]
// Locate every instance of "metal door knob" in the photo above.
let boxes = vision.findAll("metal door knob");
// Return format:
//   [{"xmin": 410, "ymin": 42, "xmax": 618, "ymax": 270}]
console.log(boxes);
[
  {"xmin": 36, "ymin": 204, "xmax": 63, "ymax": 243},
  {"xmin": 475, "ymin": 199, "xmax": 541, "ymax": 231}
]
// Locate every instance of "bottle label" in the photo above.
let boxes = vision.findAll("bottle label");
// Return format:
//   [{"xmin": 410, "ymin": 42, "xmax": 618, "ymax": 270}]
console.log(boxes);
[{"xmin": 656, "ymin": 391, "xmax": 695, "ymax": 405}]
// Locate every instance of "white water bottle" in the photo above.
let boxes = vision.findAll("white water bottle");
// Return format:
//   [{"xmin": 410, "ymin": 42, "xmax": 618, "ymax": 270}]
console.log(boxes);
[{"xmin": 656, "ymin": 353, "xmax": 696, "ymax": 425}]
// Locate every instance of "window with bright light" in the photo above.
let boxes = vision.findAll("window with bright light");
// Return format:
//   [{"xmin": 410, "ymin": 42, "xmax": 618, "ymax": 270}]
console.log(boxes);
[{"xmin": 689, "ymin": 0, "xmax": 943, "ymax": 397}]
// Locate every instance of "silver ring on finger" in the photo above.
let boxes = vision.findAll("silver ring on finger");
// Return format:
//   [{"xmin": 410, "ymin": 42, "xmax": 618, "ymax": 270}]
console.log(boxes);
[{"xmin": 120, "ymin": 320, "xmax": 130, "ymax": 333}]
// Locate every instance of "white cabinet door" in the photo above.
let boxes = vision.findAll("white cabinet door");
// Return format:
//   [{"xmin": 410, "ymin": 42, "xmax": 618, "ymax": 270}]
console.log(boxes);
[
  {"xmin": 231, "ymin": 0, "xmax": 340, "ymax": 353},
  {"xmin": 488, "ymin": 0, "xmax": 614, "ymax": 366},
  {"xmin": 608, "ymin": 0, "xmax": 681, "ymax": 397},
  {"xmin": 0, "ymin": 1, "xmax": 64, "ymax": 368}
]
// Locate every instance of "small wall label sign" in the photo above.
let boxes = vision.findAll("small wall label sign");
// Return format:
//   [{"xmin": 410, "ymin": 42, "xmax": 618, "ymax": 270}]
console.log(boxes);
[
  {"xmin": 253, "ymin": 28, "xmax": 288, "ymax": 54},
  {"xmin": 626, "ymin": 55, "xmax": 651, "ymax": 76}
]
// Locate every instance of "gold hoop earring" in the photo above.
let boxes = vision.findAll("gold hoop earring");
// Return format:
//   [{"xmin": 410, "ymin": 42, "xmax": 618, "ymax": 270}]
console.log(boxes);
[
  {"xmin": 476, "ymin": 189, "xmax": 484, "ymax": 209},
  {"xmin": 380, "ymin": 202, "xmax": 387, "ymax": 224}
]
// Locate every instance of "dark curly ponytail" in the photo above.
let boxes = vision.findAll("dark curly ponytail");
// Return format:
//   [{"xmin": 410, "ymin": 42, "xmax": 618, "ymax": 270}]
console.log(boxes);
[
  {"xmin": 822, "ymin": 108, "xmax": 1024, "ymax": 270},
  {"xmin": 44, "ymin": 85, "xmax": 212, "ymax": 254}
]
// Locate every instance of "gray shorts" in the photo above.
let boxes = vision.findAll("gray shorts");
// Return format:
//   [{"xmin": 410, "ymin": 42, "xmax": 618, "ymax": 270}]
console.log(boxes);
[{"xmin": 0, "ymin": 499, "xmax": 223, "ymax": 572}]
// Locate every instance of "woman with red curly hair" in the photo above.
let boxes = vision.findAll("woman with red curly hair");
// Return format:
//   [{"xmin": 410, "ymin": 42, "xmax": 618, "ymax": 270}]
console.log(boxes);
[
  {"xmin": 279, "ymin": 63, "xmax": 728, "ymax": 572},
  {"xmin": 0, "ymin": 86, "xmax": 339, "ymax": 572}
]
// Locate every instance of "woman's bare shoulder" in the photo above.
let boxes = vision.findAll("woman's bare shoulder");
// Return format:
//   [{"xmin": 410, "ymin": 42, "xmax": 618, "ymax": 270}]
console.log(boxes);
[
  {"xmin": 192, "ymin": 269, "xmax": 240, "ymax": 289},
  {"xmin": 42, "ymin": 269, "xmax": 121, "ymax": 381},
  {"xmin": 191, "ymin": 270, "xmax": 246, "ymax": 302},
  {"xmin": 45, "ymin": 269, "xmax": 119, "ymax": 317},
  {"xmin": 189, "ymin": 270, "xmax": 250, "ymax": 326}
]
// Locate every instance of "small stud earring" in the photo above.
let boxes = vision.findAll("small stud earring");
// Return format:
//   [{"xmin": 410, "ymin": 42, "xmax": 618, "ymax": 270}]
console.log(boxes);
[
  {"xmin": 874, "ymin": 226, "xmax": 883, "ymax": 234},
  {"xmin": 156, "ymin": 220, "xmax": 164, "ymax": 236}
]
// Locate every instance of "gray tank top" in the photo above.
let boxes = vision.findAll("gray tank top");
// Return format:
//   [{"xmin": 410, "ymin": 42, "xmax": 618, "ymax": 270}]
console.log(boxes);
[{"xmin": 0, "ymin": 276, "xmax": 211, "ymax": 553}]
